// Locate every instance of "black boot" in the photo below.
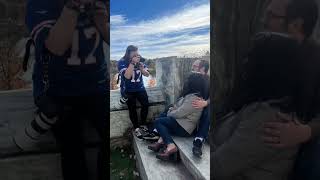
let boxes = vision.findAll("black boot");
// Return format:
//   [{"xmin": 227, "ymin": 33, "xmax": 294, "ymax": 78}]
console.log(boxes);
[{"xmin": 192, "ymin": 139, "xmax": 203, "ymax": 158}]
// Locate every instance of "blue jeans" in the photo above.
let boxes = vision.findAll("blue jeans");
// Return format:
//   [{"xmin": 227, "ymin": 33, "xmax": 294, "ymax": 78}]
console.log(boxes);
[
  {"xmin": 195, "ymin": 105, "xmax": 211, "ymax": 139},
  {"xmin": 154, "ymin": 116, "xmax": 190, "ymax": 144},
  {"xmin": 294, "ymin": 137, "xmax": 320, "ymax": 180}
]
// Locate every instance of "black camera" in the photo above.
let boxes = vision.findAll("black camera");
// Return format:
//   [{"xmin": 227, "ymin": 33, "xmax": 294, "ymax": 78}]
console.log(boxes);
[
  {"xmin": 131, "ymin": 55, "xmax": 146, "ymax": 69},
  {"xmin": 140, "ymin": 56, "xmax": 146, "ymax": 63}
]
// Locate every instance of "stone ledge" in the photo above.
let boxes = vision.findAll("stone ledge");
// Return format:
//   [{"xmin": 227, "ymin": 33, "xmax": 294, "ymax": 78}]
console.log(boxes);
[
  {"xmin": 0, "ymin": 153, "xmax": 62, "ymax": 180},
  {"xmin": 110, "ymin": 105, "xmax": 165, "ymax": 138},
  {"xmin": 110, "ymin": 87, "xmax": 165, "ymax": 111},
  {"xmin": 173, "ymin": 137, "xmax": 210, "ymax": 180},
  {"xmin": 133, "ymin": 135, "xmax": 194, "ymax": 180}
]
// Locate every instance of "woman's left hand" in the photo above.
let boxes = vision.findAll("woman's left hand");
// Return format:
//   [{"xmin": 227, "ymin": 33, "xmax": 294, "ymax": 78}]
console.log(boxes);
[
  {"xmin": 192, "ymin": 98, "xmax": 208, "ymax": 109},
  {"xmin": 139, "ymin": 62, "xmax": 144, "ymax": 70}
]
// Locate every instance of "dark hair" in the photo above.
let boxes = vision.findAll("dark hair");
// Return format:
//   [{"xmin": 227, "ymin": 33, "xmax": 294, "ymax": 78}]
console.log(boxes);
[
  {"xmin": 199, "ymin": 60, "xmax": 209, "ymax": 74},
  {"xmin": 123, "ymin": 45, "xmax": 138, "ymax": 61},
  {"xmin": 180, "ymin": 73, "xmax": 208, "ymax": 99},
  {"xmin": 286, "ymin": 0, "xmax": 318, "ymax": 38}
]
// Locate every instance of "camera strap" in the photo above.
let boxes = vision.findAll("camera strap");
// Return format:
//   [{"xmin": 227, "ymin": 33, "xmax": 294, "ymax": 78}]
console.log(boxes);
[
  {"xmin": 23, "ymin": 38, "xmax": 35, "ymax": 72},
  {"xmin": 41, "ymin": 47, "xmax": 52, "ymax": 94}
]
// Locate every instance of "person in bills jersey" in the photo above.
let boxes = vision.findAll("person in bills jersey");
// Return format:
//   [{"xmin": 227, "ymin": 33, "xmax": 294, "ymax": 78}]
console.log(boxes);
[
  {"xmin": 118, "ymin": 45, "xmax": 150, "ymax": 136},
  {"xmin": 26, "ymin": 0, "xmax": 108, "ymax": 179}
]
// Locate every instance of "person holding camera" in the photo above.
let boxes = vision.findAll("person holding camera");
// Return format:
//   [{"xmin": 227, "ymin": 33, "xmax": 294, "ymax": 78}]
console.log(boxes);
[
  {"xmin": 118, "ymin": 45, "xmax": 150, "ymax": 137},
  {"xmin": 14, "ymin": 0, "xmax": 109, "ymax": 179}
]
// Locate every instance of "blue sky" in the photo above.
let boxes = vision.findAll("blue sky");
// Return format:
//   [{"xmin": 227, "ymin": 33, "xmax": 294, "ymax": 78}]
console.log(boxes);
[{"xmin": 110, "ymin": 0, "xmax": 210, "ymax": 60}]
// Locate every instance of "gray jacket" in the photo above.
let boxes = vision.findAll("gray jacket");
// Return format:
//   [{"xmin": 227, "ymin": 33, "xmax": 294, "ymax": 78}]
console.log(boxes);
[
  {"xmin": 167, "ymin": 93, "xmax": 203, "ymax": 134},
  {"xmin": 212, "ymin": 101, "xmax": 299, "ymax": 180}
]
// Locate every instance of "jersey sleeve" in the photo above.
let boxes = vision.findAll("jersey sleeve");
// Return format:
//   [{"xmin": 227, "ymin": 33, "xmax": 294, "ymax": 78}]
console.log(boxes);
[
  {"xmin": 118, "ymin": 60, "xmax": 128, "ymax": 75},
  {"xmin": 26, "ymin": 0, "xmax": 61, "ymax": 50}
]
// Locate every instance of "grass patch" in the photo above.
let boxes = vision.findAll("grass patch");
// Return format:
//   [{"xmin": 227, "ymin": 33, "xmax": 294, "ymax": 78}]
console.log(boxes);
[{"xmin": 110, "ymin": 146, "xmax": 137, "ymax": 180}]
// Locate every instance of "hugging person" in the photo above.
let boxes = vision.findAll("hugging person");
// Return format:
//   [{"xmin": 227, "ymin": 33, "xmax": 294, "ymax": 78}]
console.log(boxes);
[{"xmin": 148, "ymin": 73, "xmax": 208, "ymax": 161}]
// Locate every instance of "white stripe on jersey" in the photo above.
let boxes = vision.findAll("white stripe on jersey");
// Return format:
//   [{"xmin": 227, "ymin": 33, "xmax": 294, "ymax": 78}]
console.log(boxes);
[
  {"xmin": 31, "ymin": 20, "xmax": 56, "ymax": 38},
  {"xmin": 33, "ymin": 24, "xmax": 53, "ymax": 42},
  {"xmin": 119, "ymin": 68, "xmax": 127, "ymax": 74}
]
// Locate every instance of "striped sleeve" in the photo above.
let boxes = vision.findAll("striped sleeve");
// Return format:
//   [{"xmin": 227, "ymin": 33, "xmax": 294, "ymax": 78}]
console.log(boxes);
[
  {"xmin": 26, "ymin": 0, "xmax": 60, "ymax": 49},
  {"xmin": 118, "ymin": 60, "xmax": 128, "ymax": 75}
]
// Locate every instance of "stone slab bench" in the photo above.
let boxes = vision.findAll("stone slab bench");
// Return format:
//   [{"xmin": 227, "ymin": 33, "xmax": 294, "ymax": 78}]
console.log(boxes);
[
  {"xmin": 173, "ymin": 137, "xmax": 210, "ymax": 180},
  {"xmin": 133, "ymin": 134, "xmax": 210, "ymax": 180},
  {"xmin": 133, "ymin": 135, "xmax": 193, "ymax": 180}
]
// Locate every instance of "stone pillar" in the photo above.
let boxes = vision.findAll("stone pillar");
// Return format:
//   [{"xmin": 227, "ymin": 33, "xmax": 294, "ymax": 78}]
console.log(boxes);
[
  {"xmin": 156, "ymin": 57, "xmax": 201, "ymax": 106},
  {"xmin": 156, "ymin": 57, "xmax": 184, "ymax": 106}
]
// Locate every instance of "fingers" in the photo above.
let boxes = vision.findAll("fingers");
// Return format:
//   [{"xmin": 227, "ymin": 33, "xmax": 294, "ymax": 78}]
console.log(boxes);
[
  {"xmin": 263, "ymin": 122, "xmax": 283, "ymax": 130},
  {"xmin": 192, "ymin": 103, "xmax": 200, "ymax": 109},
  {"xmin": 263, "ymin": 127, "xmax": 281, "ymax": 136},
  {"xmin": 276, "ymin": 112, "xmax": 301, "ymax": 125},
  {"xmin": 262, "ymin": 135, "xmax": 286, "ymax": 148},
  {"xmin": 262, "ymin": 136, "xmax": 279, "ymax": 144},
  {"xmin": 276, "ymin": 112, "xmax": 291, "ymax": 122},
  {"xmin": 264, "ymin": 142, "xmax": 285, "ymax": 148}
]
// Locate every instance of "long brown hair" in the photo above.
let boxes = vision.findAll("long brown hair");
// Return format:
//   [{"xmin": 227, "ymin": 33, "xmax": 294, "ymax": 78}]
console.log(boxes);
[{"xmin": 122, "ymin": 45, "xmax": 138, "ymax": 61}]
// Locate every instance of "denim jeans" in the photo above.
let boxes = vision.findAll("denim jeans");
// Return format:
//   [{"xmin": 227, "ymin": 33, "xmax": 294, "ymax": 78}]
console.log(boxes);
[
  {"xmin": 294, "ymin": 137, "xmax": 320, "ymax": 180},
  {"xmin": 154, "ymin": 116, "xmax": 190, "ymax": 144},
  {"xmin": 195, "ymin": 105, "xmax": 211, "ymax": 139}
]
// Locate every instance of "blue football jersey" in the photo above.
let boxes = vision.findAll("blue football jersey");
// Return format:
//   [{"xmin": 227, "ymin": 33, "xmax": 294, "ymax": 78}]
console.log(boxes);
[
  {"xmin": 26, "ymin": 0, "xmax": 108, "ymax": 97},
  {"xmin": 118, "ymin": 59, "xmax": 147, "ymax": 92}
]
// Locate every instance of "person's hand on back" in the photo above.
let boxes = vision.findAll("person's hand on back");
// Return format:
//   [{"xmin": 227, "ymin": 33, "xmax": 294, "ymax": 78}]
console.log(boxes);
[
  {"xmin": 262, "ymin": 112, "xmax": 312, "ymax": 148},
  {"xmin": 192, "ymin": 97, "xmax": 208, "ymax": 109}
]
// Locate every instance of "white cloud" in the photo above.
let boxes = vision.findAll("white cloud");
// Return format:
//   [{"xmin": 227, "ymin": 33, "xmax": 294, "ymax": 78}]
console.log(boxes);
[
  {"xmin": 110, "ymin": 2, "xmax": 210, "ymax": 60},
  {"xmin": 110, "ymin": 15, "xmax": 127, "ymax": 25}
]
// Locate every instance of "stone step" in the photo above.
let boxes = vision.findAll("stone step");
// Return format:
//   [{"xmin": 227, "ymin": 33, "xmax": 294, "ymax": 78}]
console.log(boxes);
[
  {"xmin": 0, "ymin": 153, "xmax": 63, "ymax": 180},
  {"xmin": 173, "ymin": 137, "xmax": 210, "ymax": 180},
  {"xmin": 133, "ymin": 135, "xmax": 194, "ymax": 180}
]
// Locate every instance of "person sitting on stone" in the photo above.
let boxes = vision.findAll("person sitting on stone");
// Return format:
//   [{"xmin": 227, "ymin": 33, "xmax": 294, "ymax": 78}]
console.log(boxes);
[
  {"xmin": 148, "ymin": 73, "xmax": 208, "ymax": 161},
  {"xmin": 191, "ymin": 60, "xmax": 210, "ymax": 157}
]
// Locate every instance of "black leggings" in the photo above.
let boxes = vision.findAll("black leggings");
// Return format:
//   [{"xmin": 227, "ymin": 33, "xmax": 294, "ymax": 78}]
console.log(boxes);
[
  {"xmin": 126, "ymin": 90, "xmax": 149, "ymax": 128},
  {"xmin": 50, "ymin": 95, "xmax": 107, "ymax": 180}
]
